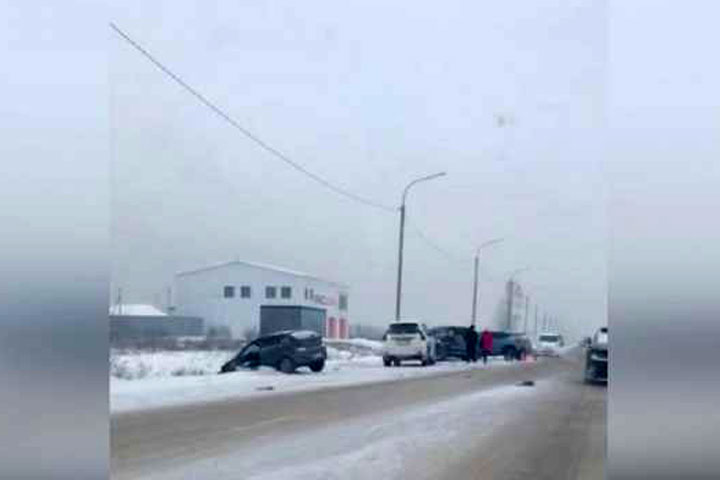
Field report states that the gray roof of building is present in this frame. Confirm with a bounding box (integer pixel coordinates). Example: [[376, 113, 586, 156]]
[[175, 259, 348, 288]]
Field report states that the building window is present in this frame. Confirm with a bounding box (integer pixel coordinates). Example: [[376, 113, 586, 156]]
[[281, 286, 292, 299], [223, 286, 235, 298], [339, 293, 348, 311], [240, 286, 251, 298], [265, 286, 277, 299]]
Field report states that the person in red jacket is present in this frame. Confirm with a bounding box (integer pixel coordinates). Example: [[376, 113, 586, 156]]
[[480, 329, 493, 365]]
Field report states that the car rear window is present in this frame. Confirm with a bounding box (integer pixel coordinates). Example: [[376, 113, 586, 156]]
[[430, 328, 455, 337], [387, 323, 420, 334], [539, 335, 559, 342], [290, 330, 318, 340]]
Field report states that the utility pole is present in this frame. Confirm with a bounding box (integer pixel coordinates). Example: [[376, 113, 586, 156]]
[[395, 201, 406, 322], [395, 172, 446, 322], [471, 254, 479, 327], [506, 279, 514, 331], [116, 288, 123, 316], [534, 303, 538, 338], [471, 238, 503, 327], [166, 286, 173, 314], [523, 295, 529, 334]]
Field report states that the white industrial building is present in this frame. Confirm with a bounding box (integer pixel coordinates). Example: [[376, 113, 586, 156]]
[[173, 259, 350, 339]]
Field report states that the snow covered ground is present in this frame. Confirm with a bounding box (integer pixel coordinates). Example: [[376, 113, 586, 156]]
[[110, 338, 384, 380], [111, 339, 521, 413], [558, 344, 580, 356], [133, 379, 555, 480], [111, 350, 231, 380]]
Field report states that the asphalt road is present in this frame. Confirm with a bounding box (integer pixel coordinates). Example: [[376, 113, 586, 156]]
[[111, 349, 605, 479]]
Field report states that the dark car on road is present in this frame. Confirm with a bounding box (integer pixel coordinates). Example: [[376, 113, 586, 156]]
[[510, 333, 533, 359], [488, 331, 532, 361], [428, 326, 470, 361], [585, 327, 608, 383], [219, 330, 327, 374], [430, 328, 531, 361]]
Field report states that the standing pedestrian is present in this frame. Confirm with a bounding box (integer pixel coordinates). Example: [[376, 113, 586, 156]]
[[480, 328, 493, 365], [465, 325, 478, 363]]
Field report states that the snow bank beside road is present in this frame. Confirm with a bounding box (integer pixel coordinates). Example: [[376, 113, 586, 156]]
[[110, 343, 377, 380], [326, 338, 384, 352], [111, 356, 513, 414], [110, 337, 526, 414], [111, 350, 232, 380]]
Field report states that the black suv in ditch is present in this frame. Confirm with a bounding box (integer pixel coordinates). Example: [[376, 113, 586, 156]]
[[219, 330, 327, 374]]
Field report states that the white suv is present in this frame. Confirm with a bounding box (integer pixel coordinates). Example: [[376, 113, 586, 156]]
[[382, 322, 436, 367]]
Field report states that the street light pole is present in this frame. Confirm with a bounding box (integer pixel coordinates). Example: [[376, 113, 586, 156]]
[[394, 172, 446, 322], [471, 254, 479, 327], [395, 203, 407, 322], [471, 238, 504, 327]]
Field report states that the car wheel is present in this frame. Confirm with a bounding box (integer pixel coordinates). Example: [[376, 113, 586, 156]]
[[383, 357, 392, 367], [278, 357, 296, 374], [504, 348, 516, 361], [309, 359, 325, 373], [393, 358, 401, 367]]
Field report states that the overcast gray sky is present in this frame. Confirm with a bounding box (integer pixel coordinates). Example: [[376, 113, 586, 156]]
[[110, 0, 608, 339]]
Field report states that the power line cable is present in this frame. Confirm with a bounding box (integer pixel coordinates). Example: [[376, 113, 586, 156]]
[[405, 218, 468, 265], [109, 22, 395, 213], [406, 219, 515, 287]]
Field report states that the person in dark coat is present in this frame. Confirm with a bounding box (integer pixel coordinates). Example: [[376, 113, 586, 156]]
[[465, 325, 479, 362], [480, 329, 493, 365]]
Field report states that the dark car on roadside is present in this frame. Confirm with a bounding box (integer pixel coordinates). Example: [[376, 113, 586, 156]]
[[219, 330, 327, 374], [510, 333, 533, 360], [585, 327, 608, 383], [428, 326, 470, 361], [488, 331, 531, 361]]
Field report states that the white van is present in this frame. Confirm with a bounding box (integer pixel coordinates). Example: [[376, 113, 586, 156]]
[[536, 332, 564, 357]]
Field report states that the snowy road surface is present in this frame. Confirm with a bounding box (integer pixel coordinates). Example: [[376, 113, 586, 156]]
[[111, 349, 605, 480]]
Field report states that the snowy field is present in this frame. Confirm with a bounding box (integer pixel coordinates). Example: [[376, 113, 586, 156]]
[[111, 338, 524, 413], [110, 338, 384, 380]]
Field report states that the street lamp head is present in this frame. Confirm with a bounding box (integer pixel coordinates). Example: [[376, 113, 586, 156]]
[[401, 171, 447, 204], [478, 237, 505, 251], [424, 171, 447, 180]]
